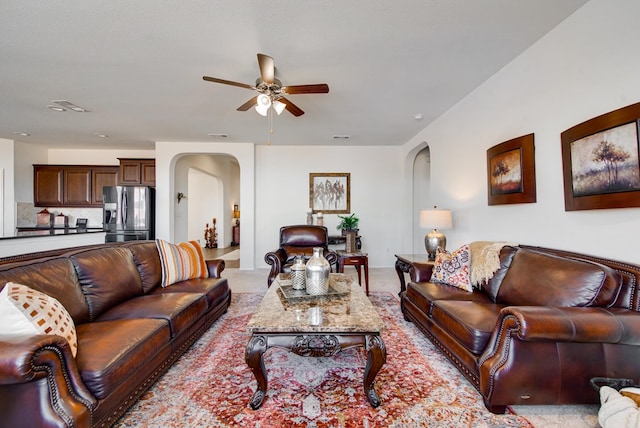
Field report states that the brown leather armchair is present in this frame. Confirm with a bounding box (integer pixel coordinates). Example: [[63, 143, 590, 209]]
[[264, 225, 338, 286]]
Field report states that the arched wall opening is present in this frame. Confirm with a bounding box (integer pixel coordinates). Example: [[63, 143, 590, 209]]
[[412, 145, 431, 254], [155, 142, 254, 268]]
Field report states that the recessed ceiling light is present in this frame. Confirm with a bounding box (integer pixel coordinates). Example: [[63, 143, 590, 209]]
[[208, 133, 229, 138], [414, 113, 424, 121], [14, 132, 30, 137], [332, 135, 351, 140], [47, 105, 66, 112], [93, 133, 108, 138]]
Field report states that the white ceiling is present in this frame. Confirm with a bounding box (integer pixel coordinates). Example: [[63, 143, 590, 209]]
[[0, 0, 588, 149]]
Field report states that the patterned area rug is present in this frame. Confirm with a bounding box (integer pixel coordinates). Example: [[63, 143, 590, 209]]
[[114, 292, 533, 427]]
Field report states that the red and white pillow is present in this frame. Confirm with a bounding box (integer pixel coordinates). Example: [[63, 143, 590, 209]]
[[0, 282, 78, 357], [156, 239, 209, 287], [429, 244, 472, 292]]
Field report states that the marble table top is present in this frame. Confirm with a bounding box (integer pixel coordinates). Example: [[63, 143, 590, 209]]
[[247, 273, 385, 334]]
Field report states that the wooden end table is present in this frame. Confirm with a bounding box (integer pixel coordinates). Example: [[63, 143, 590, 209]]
[[394, 253, 433, 296], [337, 250, 369, 295]]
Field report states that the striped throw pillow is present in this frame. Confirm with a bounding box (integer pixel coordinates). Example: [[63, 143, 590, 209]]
[[156, 239, 209, 287]]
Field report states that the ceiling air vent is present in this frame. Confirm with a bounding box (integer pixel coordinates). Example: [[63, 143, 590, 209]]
[[51, 100, 89, 112]]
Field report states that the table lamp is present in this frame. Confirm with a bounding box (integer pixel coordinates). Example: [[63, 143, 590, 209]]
[[419, 207, 453, 260]]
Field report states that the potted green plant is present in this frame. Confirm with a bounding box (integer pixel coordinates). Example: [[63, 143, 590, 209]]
[[337, 213, 359, 236]]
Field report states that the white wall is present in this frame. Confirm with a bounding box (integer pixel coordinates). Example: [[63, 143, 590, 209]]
[[0, 139, 15, 237], [187, 168, 221, 245], [255, 145, 403, 268], [403, 0, 640, 264]]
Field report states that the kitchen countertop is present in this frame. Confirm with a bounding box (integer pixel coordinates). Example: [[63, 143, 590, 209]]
[[10, 227, 104, 239]]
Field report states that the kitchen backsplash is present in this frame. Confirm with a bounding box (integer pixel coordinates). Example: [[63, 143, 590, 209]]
[[17, 202, 103, 228]]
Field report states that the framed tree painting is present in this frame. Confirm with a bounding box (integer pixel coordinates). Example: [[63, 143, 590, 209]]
[[561, 102, 640, 211], [309, 172, 350, 214], [487, 133, 536, 205]]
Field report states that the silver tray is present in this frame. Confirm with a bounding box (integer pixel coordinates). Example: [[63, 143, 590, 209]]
[[278, 281, 349, 302]]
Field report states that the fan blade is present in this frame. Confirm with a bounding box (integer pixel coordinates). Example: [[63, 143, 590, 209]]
[[203, 76, 254, 90], [280, 97, 305, 116], [283, 84, 329, 94], [237, 96, 258, 111], [257, 53, 275, 84]]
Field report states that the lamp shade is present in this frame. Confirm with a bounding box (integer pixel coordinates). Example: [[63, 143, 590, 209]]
[[419, 209, 452, 230]]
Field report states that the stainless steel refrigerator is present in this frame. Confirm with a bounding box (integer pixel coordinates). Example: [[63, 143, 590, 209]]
[[103, 186, 155, 242]]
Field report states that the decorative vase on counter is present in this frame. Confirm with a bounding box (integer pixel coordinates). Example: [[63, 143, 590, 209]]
[[305, 247, 330, 295], [291, 255, 306, 290]]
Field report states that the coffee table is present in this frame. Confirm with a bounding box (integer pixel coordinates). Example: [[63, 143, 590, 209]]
[[245, 273, 386, 410]]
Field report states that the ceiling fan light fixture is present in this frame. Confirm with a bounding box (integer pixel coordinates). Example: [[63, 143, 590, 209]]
[[273, 100, 286, 115], [255, 94, 271, 116]]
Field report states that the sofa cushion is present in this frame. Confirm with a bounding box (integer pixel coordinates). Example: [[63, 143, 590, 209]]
[[96, 292, 208, 338], [124, 241, 163, 293], [0, 282, 78, 357], [497, 249, 622, 307], [70, 248, 144, 320], [478, 246, 519, 302], [151, 277, 229, 310], [405, 281, 492, 317], [430, 244, 472, 292], [430, 300, 504, 355], [0, 258, 90, 324], [156, 240, 209, 287], [75, 318, 170, 399]]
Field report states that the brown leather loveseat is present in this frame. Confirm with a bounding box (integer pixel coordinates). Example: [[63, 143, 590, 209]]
[[401, 244, 640, 413], [0, 241, 231, 428]]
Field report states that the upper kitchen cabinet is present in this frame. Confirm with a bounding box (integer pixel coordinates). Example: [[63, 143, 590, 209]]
[[91, 166, 120, 205], [34, 165, 119, 207], [118, 158, 155, 186], [34, 165, 64, 206]]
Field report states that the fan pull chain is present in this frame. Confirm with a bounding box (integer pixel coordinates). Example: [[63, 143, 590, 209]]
[[267, 107, 274, 146]]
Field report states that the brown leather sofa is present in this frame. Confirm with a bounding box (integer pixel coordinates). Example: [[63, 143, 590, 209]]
[[264, 225, 338, 286], [0, 241, 231, 428], [400, 244, 640, 413]]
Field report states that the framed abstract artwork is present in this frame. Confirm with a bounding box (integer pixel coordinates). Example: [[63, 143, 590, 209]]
[[561, 102, 640, 211], [309, 172, 350, 214], [487, 133, 536, 205]]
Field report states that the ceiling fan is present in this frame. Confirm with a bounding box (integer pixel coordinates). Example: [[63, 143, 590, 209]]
[[203, 53, 329, 117]]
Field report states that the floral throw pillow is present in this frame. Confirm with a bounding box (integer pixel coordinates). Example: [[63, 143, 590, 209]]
[[429, 244, 472, 292]]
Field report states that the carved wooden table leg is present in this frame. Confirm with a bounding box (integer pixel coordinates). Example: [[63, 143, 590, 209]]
[[245, 335, 268, 410], [245, 333, 386, 409], [363, 334, 386, 407], [395, 257, 411, 297]]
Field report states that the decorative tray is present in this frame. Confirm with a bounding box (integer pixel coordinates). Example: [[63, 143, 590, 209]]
[[278, 274, 351, 303]]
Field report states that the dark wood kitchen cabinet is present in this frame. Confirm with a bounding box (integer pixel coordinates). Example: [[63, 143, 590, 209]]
[[91, 166, 119, 205], [34, 165, 119, 207], [118, 158, 155, 186]]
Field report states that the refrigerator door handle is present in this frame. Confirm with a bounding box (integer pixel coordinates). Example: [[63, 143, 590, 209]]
[[120, 188, 128, 225]]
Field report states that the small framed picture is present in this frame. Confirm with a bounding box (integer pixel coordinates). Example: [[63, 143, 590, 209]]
[[487, 133, 536, 205], [309, 173, 350, 214]]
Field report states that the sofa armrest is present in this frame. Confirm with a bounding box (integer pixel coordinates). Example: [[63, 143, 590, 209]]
[[0, 334, 96, 426], [264, 249, 287, 287], [410, 262, 434, 282], [206, 259, 225, 278], [494, 306, 640, 344]]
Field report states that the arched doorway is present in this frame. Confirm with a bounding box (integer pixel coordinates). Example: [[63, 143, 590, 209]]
[[412, 146, 431, 253], [172, 154, 240, 250]]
